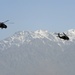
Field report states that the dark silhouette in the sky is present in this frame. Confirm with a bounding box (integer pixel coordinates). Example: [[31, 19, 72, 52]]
[[0, 20, 9, 29], [58, 32, 69, 40]]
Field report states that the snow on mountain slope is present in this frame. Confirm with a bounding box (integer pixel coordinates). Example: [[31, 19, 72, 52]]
[[67, 29, 75, 41], [0, 29, 75, 75], [0, 29, 75, 50]]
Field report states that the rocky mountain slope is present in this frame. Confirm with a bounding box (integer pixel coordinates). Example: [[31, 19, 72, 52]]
[[0, 29, 75, 75]]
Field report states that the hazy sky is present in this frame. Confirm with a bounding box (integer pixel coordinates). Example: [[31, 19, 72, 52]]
[[0, 0, 75, 40]]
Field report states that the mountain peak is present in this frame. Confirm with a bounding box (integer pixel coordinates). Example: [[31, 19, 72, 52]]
[[35, 30, 48, 34], [67, 29, 75, 41], [67, 29, 75, 33], [32, 30, 49, 39]]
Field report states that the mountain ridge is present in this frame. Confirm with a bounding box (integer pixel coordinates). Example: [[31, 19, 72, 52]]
[[0, 29, 75, 75], [0, 29, 75, 50]]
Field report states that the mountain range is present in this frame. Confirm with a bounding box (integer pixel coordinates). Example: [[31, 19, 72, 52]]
[[0, 29, 75, 75]]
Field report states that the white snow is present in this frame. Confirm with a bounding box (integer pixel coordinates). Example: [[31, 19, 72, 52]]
[[0, 29, 75, 50], [32, 30, 49, 39], [67, 29, 75, 41]]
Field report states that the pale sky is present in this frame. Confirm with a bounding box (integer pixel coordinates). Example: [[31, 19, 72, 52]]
[[0, 0, 75, 40]]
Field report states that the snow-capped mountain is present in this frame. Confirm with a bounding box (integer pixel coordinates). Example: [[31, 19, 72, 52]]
[[0, 29, 75, 75]]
